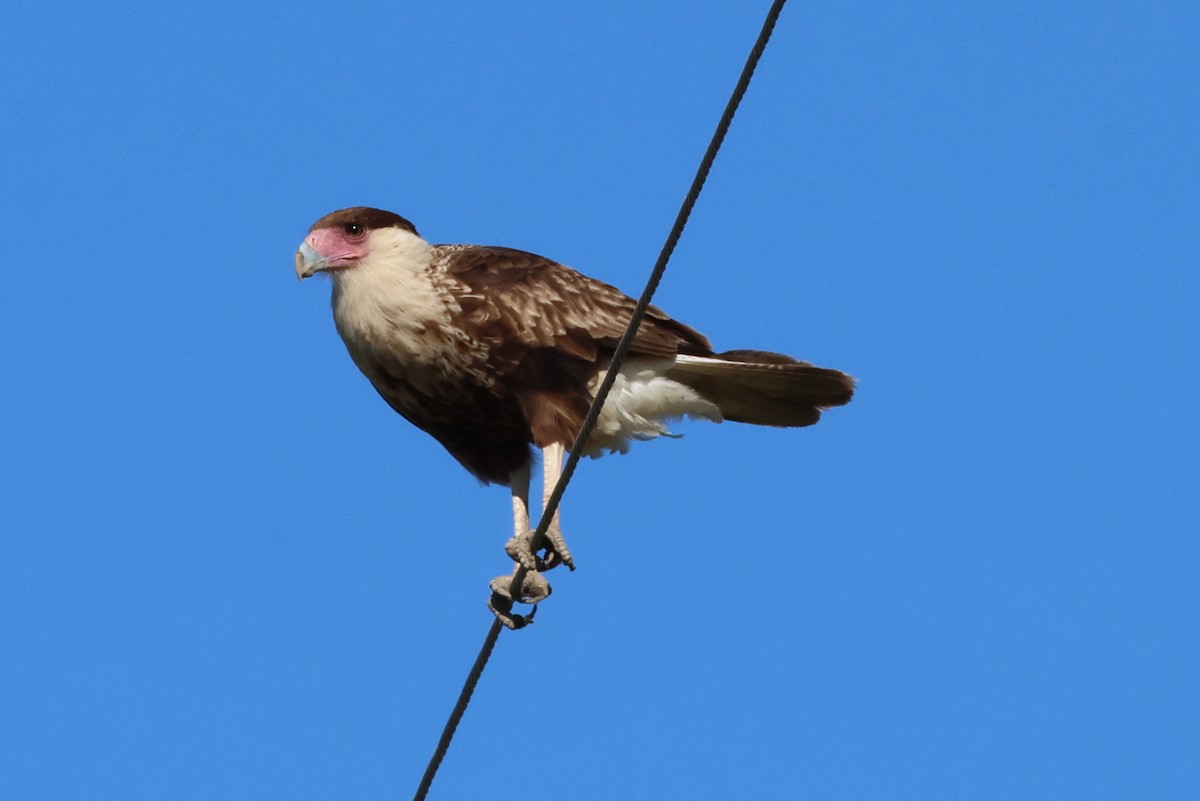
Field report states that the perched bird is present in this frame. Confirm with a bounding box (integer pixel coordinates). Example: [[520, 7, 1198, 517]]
[[295, 207, 853, 571]]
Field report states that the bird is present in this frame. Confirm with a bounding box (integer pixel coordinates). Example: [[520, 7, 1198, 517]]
[[295, 206, 853, 575]]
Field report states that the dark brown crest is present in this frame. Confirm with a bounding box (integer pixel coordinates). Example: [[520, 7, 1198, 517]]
[[308, 207, 419, 236]]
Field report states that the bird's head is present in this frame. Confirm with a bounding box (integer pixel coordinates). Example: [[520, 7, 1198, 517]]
[[294, 207, 424, 281]]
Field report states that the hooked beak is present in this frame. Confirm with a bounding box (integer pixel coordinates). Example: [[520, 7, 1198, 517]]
[[294, 241, 326, 281]]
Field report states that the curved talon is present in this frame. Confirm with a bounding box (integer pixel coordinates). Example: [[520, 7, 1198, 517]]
[[543, 525, 576, 571], [488, 570, 549, 629], [487, 592, 533, 629]]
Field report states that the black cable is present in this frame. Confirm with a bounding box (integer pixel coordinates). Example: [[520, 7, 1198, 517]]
[[537, 0, 790, 545], [411, 619, 502, 801], [412, 3, 789, 798]]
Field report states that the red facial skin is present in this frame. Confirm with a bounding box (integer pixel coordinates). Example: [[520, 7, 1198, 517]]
[[305, 226, 369, 270]]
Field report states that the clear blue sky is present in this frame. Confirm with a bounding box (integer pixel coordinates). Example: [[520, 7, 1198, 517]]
[[2, 2, 1197, 799]]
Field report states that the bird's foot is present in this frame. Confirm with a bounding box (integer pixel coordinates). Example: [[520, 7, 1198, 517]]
[[488, 568, 551, 630], [544, 523, 575, 571], [504, 527, 575, 572], [503, 530, 540, 571]]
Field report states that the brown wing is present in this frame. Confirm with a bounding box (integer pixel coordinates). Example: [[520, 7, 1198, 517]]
[[434, 244, 714, 369]]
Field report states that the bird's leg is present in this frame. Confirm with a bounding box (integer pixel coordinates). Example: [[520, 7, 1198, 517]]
[[511, 462, 531, 546], [502, 443, 575, 572], [503, 463, 539, 570], [539, 442, 575, 570], [494, 461, 551, 627]]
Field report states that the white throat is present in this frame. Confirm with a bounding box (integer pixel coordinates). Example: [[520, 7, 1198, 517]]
[[327, 227, 458, 370]]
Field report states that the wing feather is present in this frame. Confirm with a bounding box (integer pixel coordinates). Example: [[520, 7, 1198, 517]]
[[435, 245, 713, 365]]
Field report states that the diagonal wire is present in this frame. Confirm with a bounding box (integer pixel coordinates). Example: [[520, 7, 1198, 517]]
[[412, 2, 789, 799], [535, 0, 790, 552], [410, 619, 502, 801]]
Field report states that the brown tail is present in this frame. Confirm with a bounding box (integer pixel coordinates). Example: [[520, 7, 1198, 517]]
[[667, 349, 854, 427]]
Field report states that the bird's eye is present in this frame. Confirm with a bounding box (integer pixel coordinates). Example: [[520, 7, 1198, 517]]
[[343, 223, 365, 238]]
